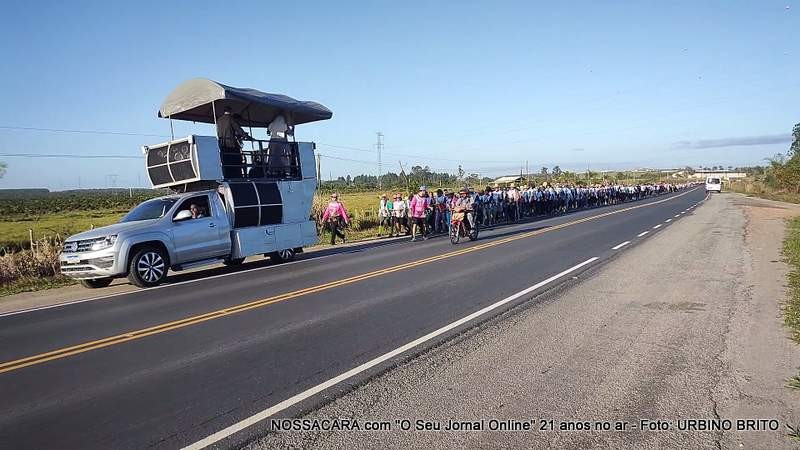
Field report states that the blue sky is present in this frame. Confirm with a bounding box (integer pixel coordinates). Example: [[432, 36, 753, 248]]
[[0, 0, 797, 189]]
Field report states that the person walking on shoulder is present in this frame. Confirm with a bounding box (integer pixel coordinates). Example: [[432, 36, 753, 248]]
[[378, 194, 392, 237], [409, 186, 431, 241], [391, 193, 406, 237], [321, 193, 349, 245]]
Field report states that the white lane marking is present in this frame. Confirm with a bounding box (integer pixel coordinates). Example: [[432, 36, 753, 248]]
[[183, 257, 600, 449], [612, 241, 630, 250], [665, 219, 672, 223], [637, 231, 649, 237], [653, 224, 662, 229]]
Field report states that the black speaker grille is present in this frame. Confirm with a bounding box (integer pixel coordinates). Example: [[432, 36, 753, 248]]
[[170, 160, 196, 182], [260, 205, 282, 225], [148, 165, 172, 186]]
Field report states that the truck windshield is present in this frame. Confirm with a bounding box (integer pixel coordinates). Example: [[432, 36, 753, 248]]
[[120, 198, 179, 222]]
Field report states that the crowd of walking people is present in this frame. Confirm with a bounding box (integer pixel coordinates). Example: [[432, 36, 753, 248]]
[[322, 182, 692, 245]]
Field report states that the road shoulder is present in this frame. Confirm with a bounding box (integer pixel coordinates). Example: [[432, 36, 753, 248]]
[[248, 193, 800, 450]]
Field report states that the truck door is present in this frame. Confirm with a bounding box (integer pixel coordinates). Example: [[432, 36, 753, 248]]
[[171, 194, 227, 263]]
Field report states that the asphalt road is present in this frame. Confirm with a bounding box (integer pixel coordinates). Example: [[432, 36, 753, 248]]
[[0, 187, 706, 449]]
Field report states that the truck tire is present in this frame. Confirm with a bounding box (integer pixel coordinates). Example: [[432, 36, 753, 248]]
[[127, 246, 168, 288], [223, 257, 245, 266], [270, 248, 295, 264], [80, 278, 113, 289]]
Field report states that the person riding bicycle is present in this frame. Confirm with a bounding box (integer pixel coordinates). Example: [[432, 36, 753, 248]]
[[452, 188, 475, 231]]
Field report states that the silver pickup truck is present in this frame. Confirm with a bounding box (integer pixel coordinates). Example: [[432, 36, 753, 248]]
[[60, 182, 317, 288]]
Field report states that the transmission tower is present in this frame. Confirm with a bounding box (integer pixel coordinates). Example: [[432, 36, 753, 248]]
[[376, 132, 384, 190]]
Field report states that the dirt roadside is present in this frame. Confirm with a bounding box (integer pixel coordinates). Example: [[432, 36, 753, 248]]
[[249, 193, 800, 450]]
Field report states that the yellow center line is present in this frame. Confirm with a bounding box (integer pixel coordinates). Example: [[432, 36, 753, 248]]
[[0, 188, 699, 374]]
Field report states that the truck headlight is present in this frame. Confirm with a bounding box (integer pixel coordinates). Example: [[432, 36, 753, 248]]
[[90, 235, 117, 251]]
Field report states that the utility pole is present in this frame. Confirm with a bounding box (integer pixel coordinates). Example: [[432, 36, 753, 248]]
[[399, 160, 409, 193], [315, 153, 322, 188], [376, 132, 384, 190]]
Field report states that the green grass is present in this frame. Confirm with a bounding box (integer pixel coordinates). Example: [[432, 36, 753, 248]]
[[783, 217, 800, 343], [728, 180, 800, 205], [0, 276, 77, 297], [0, 210, 125, 250]]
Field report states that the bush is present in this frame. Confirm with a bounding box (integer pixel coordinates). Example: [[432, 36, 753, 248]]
[[0, 237, 65, 287]]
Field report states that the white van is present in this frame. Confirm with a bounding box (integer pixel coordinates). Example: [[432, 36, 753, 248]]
[[705, 177, 722, 193]]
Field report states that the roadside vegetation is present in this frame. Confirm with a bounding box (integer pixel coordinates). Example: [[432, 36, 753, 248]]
[[783, 216, 800, 343], [728, 123, 800, 204]]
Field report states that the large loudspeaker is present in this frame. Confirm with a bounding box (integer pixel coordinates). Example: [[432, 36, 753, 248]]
[[228, 181, 283, 228], [144, 136, 223, 188], [146, 139, 196, 186]]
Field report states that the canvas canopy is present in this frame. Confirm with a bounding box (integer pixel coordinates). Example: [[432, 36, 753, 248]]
[[158, 78, 333, 127]]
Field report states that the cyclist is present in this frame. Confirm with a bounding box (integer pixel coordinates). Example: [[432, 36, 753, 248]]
[[453, 188, 475, 231]]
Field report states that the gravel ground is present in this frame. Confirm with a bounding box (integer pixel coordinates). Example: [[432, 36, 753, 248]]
[[246, 193, 800, 450]]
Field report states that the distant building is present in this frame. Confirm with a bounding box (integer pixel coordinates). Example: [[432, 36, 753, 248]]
[[492, 175, 526, 187], [689, 169, 746, 180]]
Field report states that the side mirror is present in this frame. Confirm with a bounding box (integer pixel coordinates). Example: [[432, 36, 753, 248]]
[[173, 210, 193, 222]]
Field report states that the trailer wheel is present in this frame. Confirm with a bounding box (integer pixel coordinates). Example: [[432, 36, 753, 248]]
[[223, 257, 245, 266], [270, 249, 295, 264], [127, 246, 168, 288], [80, 278, 113, 289]]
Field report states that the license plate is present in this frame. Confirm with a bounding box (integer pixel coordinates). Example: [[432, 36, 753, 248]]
[[66, 256, 81, 264]]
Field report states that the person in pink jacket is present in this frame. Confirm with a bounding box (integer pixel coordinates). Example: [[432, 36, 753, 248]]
[[409, 186, 431, 241], [321, 193, 349, 245]]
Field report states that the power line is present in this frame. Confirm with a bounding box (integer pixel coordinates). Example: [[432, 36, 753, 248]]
[[0, 152, 141, 159], [0, 123, 516, 164], [317, 153, 375, 165], [316, 142, 517, 164], [0, 125, 169, 138]]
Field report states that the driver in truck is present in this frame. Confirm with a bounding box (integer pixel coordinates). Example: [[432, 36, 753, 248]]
[[189, 203, 204, 219]]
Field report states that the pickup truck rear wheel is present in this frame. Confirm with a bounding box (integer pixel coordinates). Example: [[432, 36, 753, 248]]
[[128, 246, 168, 288], [269, 248, 295, 264], [80, 277, 113, 289]]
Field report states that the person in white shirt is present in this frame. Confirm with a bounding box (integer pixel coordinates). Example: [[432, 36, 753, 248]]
[[391, 193, 407, 237]]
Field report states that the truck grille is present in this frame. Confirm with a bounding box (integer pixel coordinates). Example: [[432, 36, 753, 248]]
[[63, 238, 103, 253]]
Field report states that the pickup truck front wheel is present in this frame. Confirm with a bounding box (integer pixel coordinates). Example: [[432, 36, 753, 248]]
[[269, 249, 295, 264], [128, 246, 168, 288], [80, 278, 113, 289]]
